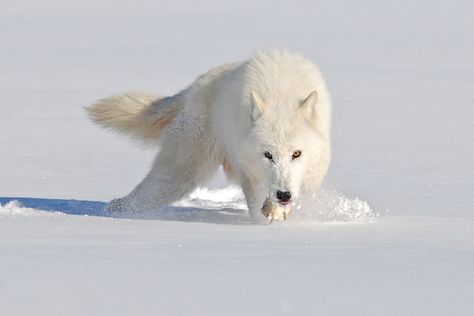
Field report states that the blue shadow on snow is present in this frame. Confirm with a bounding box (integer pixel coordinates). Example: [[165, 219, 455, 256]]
[[0, 197, 109, 217], [0, 197, 253, 224]]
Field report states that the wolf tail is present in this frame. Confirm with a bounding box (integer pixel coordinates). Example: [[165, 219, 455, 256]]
[[85, 92, 184, 141]]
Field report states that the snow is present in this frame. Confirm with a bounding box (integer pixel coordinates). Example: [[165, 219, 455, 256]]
[[1, 0, 474, 315], [1, 200, 473, 315]]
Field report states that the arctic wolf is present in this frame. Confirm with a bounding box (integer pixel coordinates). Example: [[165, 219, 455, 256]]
[[87, 50, 331, 221]]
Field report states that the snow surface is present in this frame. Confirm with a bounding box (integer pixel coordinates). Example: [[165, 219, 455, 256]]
[[1, 0, 473, 315]]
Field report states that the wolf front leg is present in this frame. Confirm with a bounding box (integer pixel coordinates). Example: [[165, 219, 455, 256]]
[[240, 174, 266, 221]]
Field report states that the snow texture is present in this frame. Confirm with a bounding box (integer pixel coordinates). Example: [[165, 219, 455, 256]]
[[1, 0, 473, 315]]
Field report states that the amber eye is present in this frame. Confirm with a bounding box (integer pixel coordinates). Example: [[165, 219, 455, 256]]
[[292, 150, 302, 159], [264, 151, 273, 160]]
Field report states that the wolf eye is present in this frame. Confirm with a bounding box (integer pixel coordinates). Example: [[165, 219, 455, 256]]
[[264, 151, 273, 161], [292, 150, 302, 159]]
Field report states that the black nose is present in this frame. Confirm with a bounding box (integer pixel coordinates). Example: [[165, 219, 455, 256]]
[[276, 190, 292, 202]]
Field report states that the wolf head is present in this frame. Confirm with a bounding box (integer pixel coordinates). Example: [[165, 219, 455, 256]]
[[240, 90, 331, 207]]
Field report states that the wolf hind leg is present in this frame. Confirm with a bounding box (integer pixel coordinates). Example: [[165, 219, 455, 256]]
[[106, 169, 196, 213], [107, 173, 194, 213], [107, 129, 219, 212]]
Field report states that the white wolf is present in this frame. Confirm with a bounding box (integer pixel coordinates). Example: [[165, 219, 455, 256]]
[[86, 50, 331, 221]]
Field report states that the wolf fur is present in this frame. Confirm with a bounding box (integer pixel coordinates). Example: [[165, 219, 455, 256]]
[[86, 50, 331, 221]]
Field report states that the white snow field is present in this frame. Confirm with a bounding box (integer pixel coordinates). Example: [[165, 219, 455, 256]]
[[1, 0, 473, 315]]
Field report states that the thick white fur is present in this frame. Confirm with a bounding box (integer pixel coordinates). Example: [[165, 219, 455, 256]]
[[87, 50, 331, 220], [86, 92, 184, 141]]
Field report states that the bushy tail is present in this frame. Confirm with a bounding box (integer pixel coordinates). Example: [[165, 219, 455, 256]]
[[85, 92, 183, 141]]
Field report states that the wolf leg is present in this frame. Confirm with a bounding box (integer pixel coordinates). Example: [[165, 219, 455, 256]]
[[107, 123, 218, 212], [240, 175, 265, 220], [109, 166, 196, 213]]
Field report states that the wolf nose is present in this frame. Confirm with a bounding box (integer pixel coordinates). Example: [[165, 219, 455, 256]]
[[276, 190, 292, 202]]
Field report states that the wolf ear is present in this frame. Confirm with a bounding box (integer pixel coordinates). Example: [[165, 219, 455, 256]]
[[250, 91, 266, 122], [299, 90, 318, 122]]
